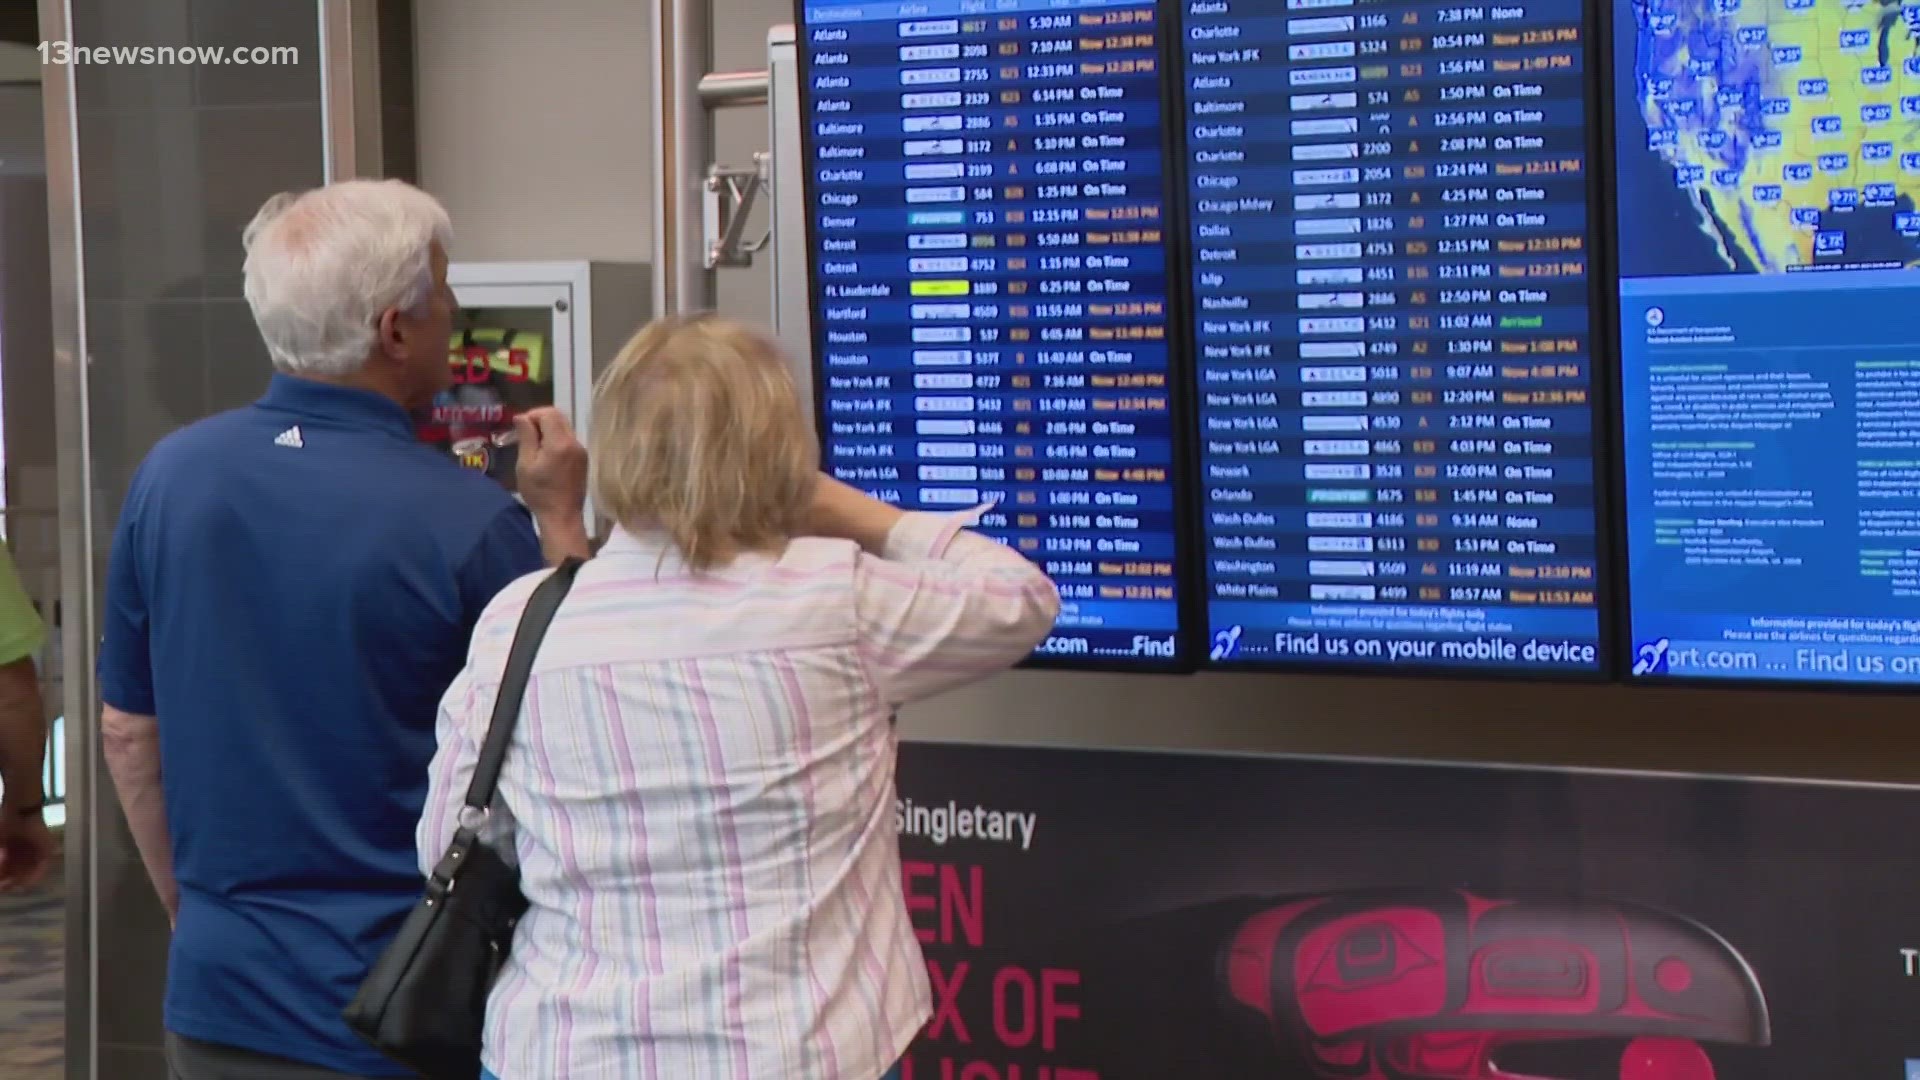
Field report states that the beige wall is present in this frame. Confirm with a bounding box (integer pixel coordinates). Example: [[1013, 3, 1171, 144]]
[[413, 0, 653, 261], [412, 1, 1917, 785]]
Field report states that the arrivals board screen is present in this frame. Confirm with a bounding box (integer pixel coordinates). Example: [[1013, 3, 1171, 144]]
[[1612, 0, 1920, 686], [1181, 0, 1613, 674], [796, 0, 1192, 669]]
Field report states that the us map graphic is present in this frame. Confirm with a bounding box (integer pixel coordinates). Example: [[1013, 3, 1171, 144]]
[[1632, 0, 1920, 271]]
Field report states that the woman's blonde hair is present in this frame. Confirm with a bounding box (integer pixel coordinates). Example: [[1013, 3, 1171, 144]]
[[589, 314, 817, 570]]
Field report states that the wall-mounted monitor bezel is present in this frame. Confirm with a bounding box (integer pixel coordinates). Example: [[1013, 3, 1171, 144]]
[[1600, 0, 1920, 695], [789, 0, 1205, 674], [1180, 0, 1624, 682]]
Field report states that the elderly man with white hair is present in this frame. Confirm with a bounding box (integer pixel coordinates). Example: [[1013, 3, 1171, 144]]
[[97, 179, 591, 1080]]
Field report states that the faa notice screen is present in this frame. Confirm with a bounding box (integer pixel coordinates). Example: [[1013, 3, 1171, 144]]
[[1184, 0, 1611, 674], [800, 0, 1189, 667], [1615, 0, 1920, 685]]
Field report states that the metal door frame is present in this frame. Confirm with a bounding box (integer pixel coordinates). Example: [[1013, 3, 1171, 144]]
[[35, 1, 97, 1075]]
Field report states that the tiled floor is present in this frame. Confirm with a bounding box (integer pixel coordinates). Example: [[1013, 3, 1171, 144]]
[[0, 851, 64, 1079]]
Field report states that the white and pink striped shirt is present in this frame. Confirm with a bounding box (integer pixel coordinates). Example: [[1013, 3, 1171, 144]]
[[418, 508, 1060, 1080]]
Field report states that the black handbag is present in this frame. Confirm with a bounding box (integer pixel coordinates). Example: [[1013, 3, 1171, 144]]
[[344, 557, 584, 1080]]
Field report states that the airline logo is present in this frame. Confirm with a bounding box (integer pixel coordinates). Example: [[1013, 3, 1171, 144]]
[[273, 426, 304, 449]]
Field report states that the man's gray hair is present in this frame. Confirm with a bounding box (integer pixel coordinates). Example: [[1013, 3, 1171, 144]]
[[241, 180, 454, 377]]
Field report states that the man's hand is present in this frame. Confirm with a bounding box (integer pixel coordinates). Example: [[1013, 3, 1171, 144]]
[[514, 407, 589, 519], [0, 810, 53, 892]]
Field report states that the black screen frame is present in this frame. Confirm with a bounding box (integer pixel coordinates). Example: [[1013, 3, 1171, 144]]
[[1181, 0, 1625, 682], [789, 0, 1204, 675], [1597, 0, 1920, 696]]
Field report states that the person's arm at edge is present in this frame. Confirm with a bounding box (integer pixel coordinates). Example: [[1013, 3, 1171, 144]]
[[96, 493, 177, 922], [0, 657, 47, 815], [101, 705, 176, 920], [0, 544, 48, 830], [0, 653, 51, 890]]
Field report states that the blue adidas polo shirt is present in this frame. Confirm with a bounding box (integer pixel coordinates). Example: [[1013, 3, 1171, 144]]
[[99, 374, 547, 1075]]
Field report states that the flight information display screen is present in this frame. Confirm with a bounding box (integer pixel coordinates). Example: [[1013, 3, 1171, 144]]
[[797, 0, 1190, 668], [1181, 0, 1611, 673], [1612, 0, 1920, 685]]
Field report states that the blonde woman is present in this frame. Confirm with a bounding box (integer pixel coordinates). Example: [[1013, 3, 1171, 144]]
[[418, 315, 1061, 1080]]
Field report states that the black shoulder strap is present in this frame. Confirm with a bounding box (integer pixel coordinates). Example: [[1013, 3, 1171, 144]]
[[462, 557, 584, 811]]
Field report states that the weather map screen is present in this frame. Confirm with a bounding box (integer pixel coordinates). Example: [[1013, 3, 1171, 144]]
[[1614, 0, 1920, 684], [1183, 0, 1613, 675], [796, 0, 1190, 669]]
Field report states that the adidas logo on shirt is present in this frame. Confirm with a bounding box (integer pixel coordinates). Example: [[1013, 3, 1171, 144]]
[[273, 426, 304, 449]]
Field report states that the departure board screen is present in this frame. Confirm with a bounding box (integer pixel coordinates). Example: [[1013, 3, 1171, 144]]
[[1182, 0, 1611, 673], [797, 0, 1190, 668], [1611, 0, 1920, 686]]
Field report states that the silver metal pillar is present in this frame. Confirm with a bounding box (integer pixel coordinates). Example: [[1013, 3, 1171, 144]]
[[36, 0, 97, 1075], [650, 0, 713, 316], [318, 0, 354, 180], [766, 25, 811, 391], [319, 0, 409, 182]]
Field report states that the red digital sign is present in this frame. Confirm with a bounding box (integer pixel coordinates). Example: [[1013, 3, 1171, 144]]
[[448, 345, 533, 384]]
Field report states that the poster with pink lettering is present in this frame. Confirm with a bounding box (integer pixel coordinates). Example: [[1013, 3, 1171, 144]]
[[892, 742, 1920, 1080]]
